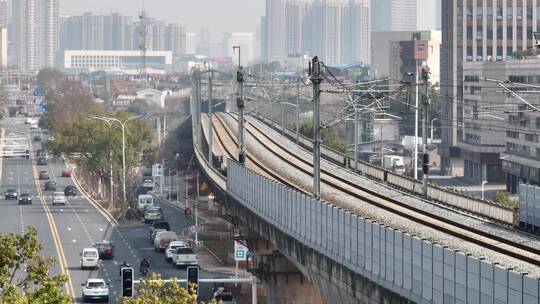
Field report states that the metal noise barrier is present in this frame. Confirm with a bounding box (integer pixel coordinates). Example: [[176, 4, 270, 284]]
[[226, 160, 540, 304]]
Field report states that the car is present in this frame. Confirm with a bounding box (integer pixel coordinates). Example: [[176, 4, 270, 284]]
[[149, 228, 167, 244], [61, 169, 72, 177], [33, 135, 41, 141], [52, 192, 66, 206], [172, 246, 198, 268], [44, 181, 57, 191], [5, 188, 18, 200], [213, 287, 237, 304], [80, 247, 100, 270], [81, 278, 109, 302], [64, 185, 77, 197], [165, 240, 187, 262], [150, 220, 170, 234], [153, 231, 178, 252], [18, 192, 32, 205], [38, 170, 50, 180], [144, 207, 163, 223], [94, 241, 114, 259], [166, 190, 178, 200], [37, 156, 48, 165]]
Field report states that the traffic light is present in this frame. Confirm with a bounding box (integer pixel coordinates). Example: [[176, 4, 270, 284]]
[[121, 267, 134, 298], [186, 266, 199, 296]]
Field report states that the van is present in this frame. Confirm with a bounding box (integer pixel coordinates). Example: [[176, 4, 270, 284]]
[[80, 247, 100, 270], [137, 194, 154, 212]]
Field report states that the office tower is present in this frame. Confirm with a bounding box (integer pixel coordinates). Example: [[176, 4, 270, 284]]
[[342, 0, 371, 64], [196, 27, 211, 56], [286, 0, 306, 56], [439, 0, 539, 175], [185, 32, 195, 54], [223, 32, 254, 67], [11, 0, 58, 71], [104, 13, 131, 50], [81, 13, 104, 50], [0, 1, 7, 28], [151, 20, 167, 51]]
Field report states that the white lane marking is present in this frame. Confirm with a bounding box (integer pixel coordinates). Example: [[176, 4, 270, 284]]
[[67, 227, 71, 231], [72, 239, 77, 243], [19, 204, 25, 233], [98, 228, 103, 232]]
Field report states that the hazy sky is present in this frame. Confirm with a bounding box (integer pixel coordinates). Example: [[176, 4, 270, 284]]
[[59, 0, 265, 40]]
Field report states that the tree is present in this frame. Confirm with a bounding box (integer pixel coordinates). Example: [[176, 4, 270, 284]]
[[0, 226, 71, 304], [492, 191, 517, 208], [298, 119, 348, 153], [121, 273, 207, 304]]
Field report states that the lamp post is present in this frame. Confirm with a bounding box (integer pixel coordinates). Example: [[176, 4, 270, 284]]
[[233, 45, 246, 165], [91, 114, 145, 207]]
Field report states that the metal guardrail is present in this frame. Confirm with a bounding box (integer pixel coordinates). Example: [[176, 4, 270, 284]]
[[252, 113, 515, 225], [226, 160, 539, 304]]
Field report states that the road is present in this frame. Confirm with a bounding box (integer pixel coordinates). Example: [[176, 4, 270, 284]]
[[0, 116, 231, 303]]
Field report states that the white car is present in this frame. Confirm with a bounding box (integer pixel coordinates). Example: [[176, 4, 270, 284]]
[[81, 278, 109, 302], [52, 192, 66, 206], [144, 207, 163, 223], [80, 248, 100, 270], [165, 241, 187, 263], [173, 247, 198, 268]]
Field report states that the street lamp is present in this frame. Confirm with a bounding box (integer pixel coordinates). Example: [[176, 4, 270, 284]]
[[90, 114, 145, 207]]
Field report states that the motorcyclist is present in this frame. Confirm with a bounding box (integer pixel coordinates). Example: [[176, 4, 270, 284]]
[[140, 258, 150, 274]]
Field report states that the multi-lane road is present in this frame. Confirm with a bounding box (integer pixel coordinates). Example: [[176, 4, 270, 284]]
[[0, 117, 228, 303]]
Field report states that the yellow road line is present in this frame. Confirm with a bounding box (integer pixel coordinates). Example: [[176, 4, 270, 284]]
[[28, 136, 75, 300]]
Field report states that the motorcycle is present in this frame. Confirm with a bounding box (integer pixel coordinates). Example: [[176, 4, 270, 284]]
[[139, 265, 149, 276]]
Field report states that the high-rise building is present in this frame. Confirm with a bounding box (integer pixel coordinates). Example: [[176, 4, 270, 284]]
[[439, 0, 540, 175], [196, 27, 211, 56], [342, 0, 370, 64], [0, 28, 7, 68], [11, 0, 58, 71], [167, 23, 186, 55], [151, 20, 166, 51], [104, 13, 131, 50], [0, 1, 7, 28], [264, 0, 286, 62], [285, 0, 306, 56], [372, 0, 417, 31], [223, 32, 254, 67], [81, 13, 104, 50], [185, 32, 195, 54]]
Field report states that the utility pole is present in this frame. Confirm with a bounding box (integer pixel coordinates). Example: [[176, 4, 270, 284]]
[[196, 70, 203, 150], [157, 115, 161, 146], [296, 78, 300, 144], [208, 69, 214, 166], [354, 111, 358, 171], [421, 67, 430, 198], [310, 56, 323, 199], [414, 64, 419, 179], [234, 46, 246, 165]]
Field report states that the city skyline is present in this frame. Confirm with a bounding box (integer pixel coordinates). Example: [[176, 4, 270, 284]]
[[58, 0, 265, 39]]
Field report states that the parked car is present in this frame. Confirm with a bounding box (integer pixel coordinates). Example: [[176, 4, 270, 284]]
[[154, 231, 178, 252], [5, 188, 18, 200], [80, 248, 100, 270], [149, 221, 170, 239], [165, 240, 187, 263], [64, 185, 77, 197], [33, 135, 41, 141], [173, 247, 198, 268], [81, 278, 109, 303], [144, 207, 163, 223], [18, 192, 32, 205], [44, 181, 57, 191], [94, 241, 114, 259], [52, 192, 66, 206], [61, 169, 72, 177], [213, 287, 237, 304], [38, 170, 50, 180]]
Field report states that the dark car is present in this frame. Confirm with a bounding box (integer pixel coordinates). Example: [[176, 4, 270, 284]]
[[94, 241, 114, 259], [149, 221, 170, 235], [166, 190, 178, 200], [44, 181, 57, 191], [39, 170, 50, 180], [5, 188, 18, 200], [64, 185, 77, 197], [33, 135, 41, 142], [37, 156, 48, 165], [18, 192, 32, 205]]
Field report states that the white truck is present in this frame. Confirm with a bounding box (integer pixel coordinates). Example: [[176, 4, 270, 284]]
[[172, 247, 198, 269], [137, 194, 154, 213], [383, 155, 406, 175]]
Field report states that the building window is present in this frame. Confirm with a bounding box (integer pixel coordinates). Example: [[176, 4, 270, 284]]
[[528, 6, 534, 19], [477, 6, 483, 19], [507, 26, 513, 39], [417, 43, 425, 52], [497, 27, 503, 39], [517, 26, 523, 40], [517, 7, 523, 20], [467, 6, 473, 20], [487, 6, 494, 19], [507, 6, 513, 20], [507, 130, 519, 139], [497, 6, 503, 20], [525, 133, 539, 142]]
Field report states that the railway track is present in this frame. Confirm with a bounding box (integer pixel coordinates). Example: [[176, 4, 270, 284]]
[[213, 112, 540, 267]]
